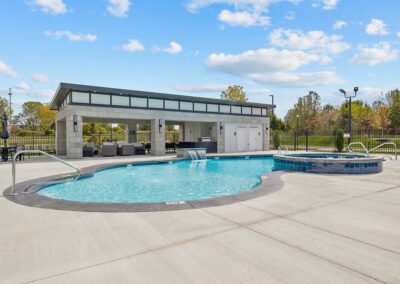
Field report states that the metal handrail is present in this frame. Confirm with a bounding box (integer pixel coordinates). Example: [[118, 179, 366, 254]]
[[347, 142, 369, 155], [11, 150, 81, 195], [277, 145, 288, 154], [347, 141, 398, 160], [369, 142, 397, 160]]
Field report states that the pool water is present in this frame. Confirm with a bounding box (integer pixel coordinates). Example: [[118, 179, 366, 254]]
[[38, 156, 274, 203]]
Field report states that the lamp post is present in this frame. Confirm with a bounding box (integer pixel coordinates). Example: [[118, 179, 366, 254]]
[[8, 88, 12, 122], [339, 87, 358, 144], [269, 94, 274, 117], [296, 114, 299, 151]]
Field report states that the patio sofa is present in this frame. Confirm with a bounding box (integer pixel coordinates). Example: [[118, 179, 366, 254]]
[[102, 142, 118, 157], [118, 143, 135, 156]]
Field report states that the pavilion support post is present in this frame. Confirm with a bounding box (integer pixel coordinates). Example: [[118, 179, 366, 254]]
[[126, 123, 137, 143], [56, 120, 66, 156], [150, 118, 165, 156], [66, 114, 83, 159], [216, 121, 225, 153]]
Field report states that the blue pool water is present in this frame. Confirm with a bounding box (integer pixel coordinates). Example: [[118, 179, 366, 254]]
[[38, 156, 274, 203]]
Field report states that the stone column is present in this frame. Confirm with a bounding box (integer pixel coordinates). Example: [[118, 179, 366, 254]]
[[263, 118, 270, 151], [66, 114, 83, 159], [216, 121, 225, 153], [125, 123, 137, 143], [150, 118, 165, 156], [56, 120, 66, 156]]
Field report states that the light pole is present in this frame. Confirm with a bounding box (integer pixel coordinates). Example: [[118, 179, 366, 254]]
[[339, 87, 358, 144], [296, 114, 299, 151], [269, 94, 274, 117], [8, 88, 12, 122]]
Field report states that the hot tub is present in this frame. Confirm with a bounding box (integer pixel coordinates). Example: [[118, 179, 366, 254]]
[[273, 153, 384, 174]]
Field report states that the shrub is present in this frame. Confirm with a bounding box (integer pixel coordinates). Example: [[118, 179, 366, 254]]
[[335, 129, 344, 152], [272, 131, 280, 150]]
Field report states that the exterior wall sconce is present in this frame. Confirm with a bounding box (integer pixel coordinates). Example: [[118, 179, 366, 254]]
[[219, 122, 224, 134], [73, 115, 78, 132], [159, 119, 164, 133]]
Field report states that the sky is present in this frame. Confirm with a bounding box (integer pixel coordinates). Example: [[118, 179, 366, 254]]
[[0, 0, 399, 118]]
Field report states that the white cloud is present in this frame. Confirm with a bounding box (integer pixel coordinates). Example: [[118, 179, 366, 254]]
[[31, 0, 67, 15], [333, 20, 347, 30], [250, 71, 344, 87], [154, 41, 183, 54], [359, 87, 386, 98], [322, 0, 339, 10], [0, 61, 17, 78], [31, 73, 50, 83], [44, 31, 97, 42], [121, 39, 145, 52], [186, 0, 300, 13], [185, 0, 299, 28], [206, 48, 344, 87], [15, 82, 30, 91], [32, 89, 54, 97], [175, 83, 228, 92], [284, 11, 295, 21], [365, 19, 388, 35], [350, 42, 398, 66], [269, 28, 350, 54], [107, 0, 131, 17], [218, 9, 270, 27], [396, 31, 400, 38]]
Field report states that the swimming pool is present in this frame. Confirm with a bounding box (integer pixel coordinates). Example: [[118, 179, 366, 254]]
[[37, 156, 274, 204]]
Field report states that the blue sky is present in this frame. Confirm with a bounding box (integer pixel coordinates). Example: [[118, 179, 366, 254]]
[[0, 0, 399, 117]]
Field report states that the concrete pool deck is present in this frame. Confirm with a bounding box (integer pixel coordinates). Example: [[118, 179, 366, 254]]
[[1, 152, 400, 283]]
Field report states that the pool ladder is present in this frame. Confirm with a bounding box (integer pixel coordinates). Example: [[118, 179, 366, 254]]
[[277, 145, 288, 155], [10, 150, 81, 195], [347, 142, 397, 160]]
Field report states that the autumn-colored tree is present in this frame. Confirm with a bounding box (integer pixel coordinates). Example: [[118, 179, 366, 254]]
[[221, 85, 248, 102], [37, 104, 56, 134], [285, 91, 321, 133], [14, 101, 42, 131]]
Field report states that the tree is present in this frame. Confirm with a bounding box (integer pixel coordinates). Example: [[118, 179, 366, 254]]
[[285, 91, 321, 132], [335, 129, 344, 152], [15, 101, 42, 131], [270, 113, 287, 131], [37, 104, 56, 134], [0, 97, 8, 116], [272, 131, 280, 150], [339, 100, 374, 132], [221, 85, 248, 102], [386, 89, 400, 131], [372, 99, 389, 131]]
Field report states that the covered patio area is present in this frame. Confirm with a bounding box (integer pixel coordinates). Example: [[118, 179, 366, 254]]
[[51, 83, 273, 159]]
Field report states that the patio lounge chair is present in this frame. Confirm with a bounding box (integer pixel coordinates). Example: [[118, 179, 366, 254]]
[[118, 143, 135, 156], [133, 143, 146, 155], [102, 142, 117, 157], [83, 143, 95, 157]]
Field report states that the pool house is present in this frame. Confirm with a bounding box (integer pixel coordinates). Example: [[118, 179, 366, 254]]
[[50, 83, 274, 159]]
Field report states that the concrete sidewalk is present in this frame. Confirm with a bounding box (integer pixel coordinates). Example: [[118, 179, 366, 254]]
[[1, 153, 399, 283]]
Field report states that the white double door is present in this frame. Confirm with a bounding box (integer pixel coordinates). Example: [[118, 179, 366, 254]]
[[225, 124, 262, 152]]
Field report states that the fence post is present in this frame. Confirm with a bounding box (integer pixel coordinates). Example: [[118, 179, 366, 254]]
[[306, 130, 309, 152]]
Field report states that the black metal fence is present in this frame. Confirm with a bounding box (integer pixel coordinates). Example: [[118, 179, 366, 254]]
[[0, 134, 56, 154], [271, 130, 400, 155]]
